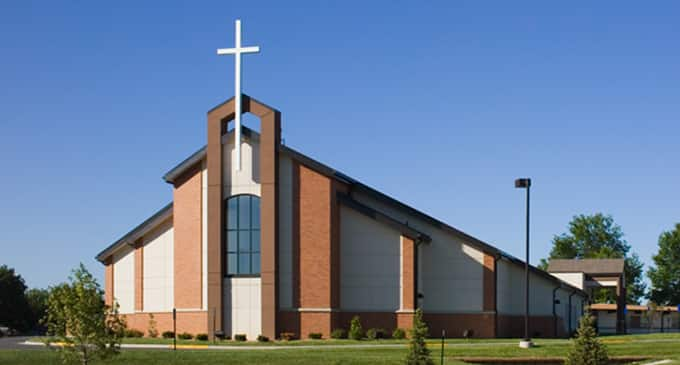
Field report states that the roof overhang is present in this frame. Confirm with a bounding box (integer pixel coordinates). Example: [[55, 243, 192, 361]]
[[95, 203, 173, 263], [337, 193, 431, 244]]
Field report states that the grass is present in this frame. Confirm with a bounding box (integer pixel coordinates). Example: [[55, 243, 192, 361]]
[[6, 333, 679, 365]]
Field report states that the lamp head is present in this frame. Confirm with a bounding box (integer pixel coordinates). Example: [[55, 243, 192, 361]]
[[515, 178, 531, 188]]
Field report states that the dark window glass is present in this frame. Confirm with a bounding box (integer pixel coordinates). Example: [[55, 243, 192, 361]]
[[238, 230, 250, 251], [238, 253, 251, 274], [227, 231, 238, 252], [238, 196, 251, 229], [227, 198, 238, 230], [227, 253, 237, 275], [251, 254, 260, 275], [251, 231, 260, 252], [251, 199, 260, 229], [224, 194, 261, 276]]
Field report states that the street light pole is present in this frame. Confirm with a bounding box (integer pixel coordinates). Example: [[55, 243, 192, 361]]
[[515, 178, 533, 349]]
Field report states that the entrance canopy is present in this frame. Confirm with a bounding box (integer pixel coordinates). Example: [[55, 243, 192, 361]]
[[547, 259, 627, 334]]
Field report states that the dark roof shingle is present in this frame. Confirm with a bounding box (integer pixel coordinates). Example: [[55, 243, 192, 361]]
[[547, 259, 625, 275]]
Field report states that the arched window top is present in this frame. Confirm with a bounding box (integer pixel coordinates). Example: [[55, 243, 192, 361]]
[[225, 194, 260, 276]]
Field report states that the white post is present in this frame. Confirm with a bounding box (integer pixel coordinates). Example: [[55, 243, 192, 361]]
[[234, 20, 242, 171]]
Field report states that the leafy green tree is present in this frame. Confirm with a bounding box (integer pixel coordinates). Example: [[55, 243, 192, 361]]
[[0, 265, 31, 331], [44, 264, 126, 365], [405, 309, 433, 365], [564, 310, 608, 365], [647, 223, 680, 305], [539, 213, 646, 303], [26, 288, 49, 332]]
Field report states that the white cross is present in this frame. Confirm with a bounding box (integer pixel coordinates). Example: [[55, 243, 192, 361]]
[[217, 19, 260, 171]]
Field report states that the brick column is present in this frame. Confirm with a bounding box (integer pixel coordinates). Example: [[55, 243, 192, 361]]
[[105, 258, 114, 306], [397, 236, 416, 330], [483, 253, 497, 337], [260, 107, 280, 339], [206, 100, 231, 338], [297, 166, 345, 338], [134, 241, 144, 312], [173, 165, 204, 310]]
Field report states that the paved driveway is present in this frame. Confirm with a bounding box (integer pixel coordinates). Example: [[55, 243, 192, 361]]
[[0, 336, 41, 350]]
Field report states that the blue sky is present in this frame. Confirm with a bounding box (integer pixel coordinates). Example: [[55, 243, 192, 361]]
[[1, 1, 679, 290]]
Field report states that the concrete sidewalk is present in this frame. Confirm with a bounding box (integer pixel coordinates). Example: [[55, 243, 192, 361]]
[[22, 340, 526, 351]]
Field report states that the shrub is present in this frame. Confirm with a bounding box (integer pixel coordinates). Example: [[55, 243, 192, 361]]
[[195, 333, 209, 341], [366, 328, 386, 340], [147, 314, 158, 338], [177, 332, 193, 340], [124, 329, 144, 338], [565, 310, 608, 365], [405, 308, 433, 365], [280, 332, 296, 341], [161, 331, 175, 339], [308, 332, 323, 340], [257, 335, 269, 342], [349, 316, 363, 340], [392, 328, 406, 340], [330, 328, 347, 339], [234, 334, 247, 341]]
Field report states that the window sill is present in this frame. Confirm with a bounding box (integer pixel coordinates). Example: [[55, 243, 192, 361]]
[[225, 274, 261, 278]]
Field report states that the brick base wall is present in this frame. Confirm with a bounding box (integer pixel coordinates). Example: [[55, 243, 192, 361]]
[[278, 311, 567, 339], [423, 313, 496, 338], [121, 311, 208, 336], [496, 314, 566, 338]]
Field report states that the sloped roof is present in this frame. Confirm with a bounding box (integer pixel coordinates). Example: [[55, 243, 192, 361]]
[[95, 203, 173, 262], [156, 125, 585, 295], [547, 259, 625, 275]]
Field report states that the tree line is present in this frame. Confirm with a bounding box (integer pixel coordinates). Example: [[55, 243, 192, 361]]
[[0, 265, 48, 333], [539, 213, 680, 306]]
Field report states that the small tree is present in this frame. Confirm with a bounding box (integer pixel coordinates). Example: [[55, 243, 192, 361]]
[[644, 302, 658, 332], [349, 315, 363, 340], [44, 264, 126, 365], [147, 313, 158, 338], [565, 310, 608, 365], [405, 309, 433, 365]]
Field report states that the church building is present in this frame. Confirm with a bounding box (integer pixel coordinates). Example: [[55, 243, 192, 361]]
[[96, 95, 587, 340]]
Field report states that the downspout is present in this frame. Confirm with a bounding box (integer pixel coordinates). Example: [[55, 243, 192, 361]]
[[568, 290, 577, 335], [552, 286, 560, 338]]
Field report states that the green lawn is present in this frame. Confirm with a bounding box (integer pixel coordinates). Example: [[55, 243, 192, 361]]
[[5, 333, 679, 365]]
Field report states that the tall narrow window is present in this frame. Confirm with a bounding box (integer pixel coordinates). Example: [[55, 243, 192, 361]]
[[225, 195, 261, 276]]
